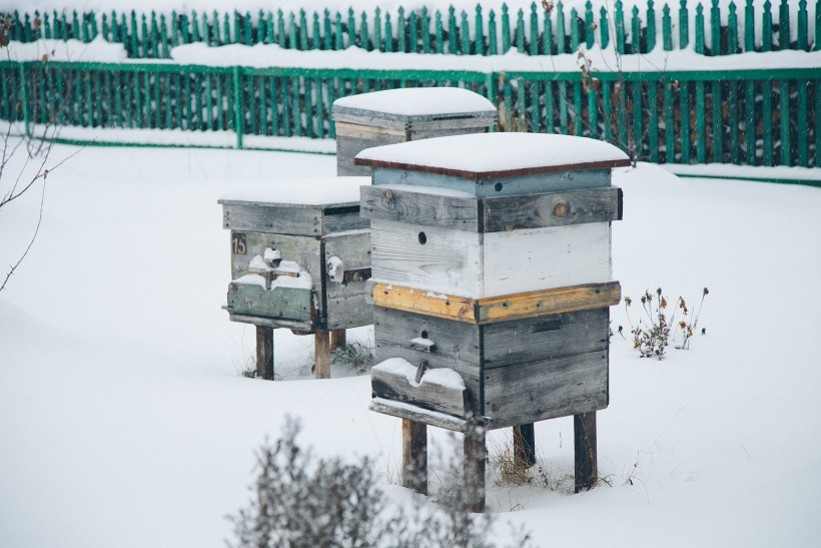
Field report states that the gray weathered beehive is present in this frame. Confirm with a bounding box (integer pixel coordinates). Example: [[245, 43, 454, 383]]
[[332, 87, 497, 176], [219, 177, 372, 377], [356, 132, 631, 506]]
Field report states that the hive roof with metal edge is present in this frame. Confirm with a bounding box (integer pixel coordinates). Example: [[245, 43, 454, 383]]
[[332, 87, 497, 123], [355, 133, 631, 181]]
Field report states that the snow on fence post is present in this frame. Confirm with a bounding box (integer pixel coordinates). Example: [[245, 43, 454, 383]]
[[357, 132, 631, 510]]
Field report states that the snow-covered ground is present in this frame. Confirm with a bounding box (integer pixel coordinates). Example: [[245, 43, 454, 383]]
[[1, 139, 820, 547]]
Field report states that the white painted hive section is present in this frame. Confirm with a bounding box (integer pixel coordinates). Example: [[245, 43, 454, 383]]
[[369, 219, 612, 298]]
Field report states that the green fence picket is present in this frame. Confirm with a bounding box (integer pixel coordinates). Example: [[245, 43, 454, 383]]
[[744, 80, 756, 164], [797, 80, 808, 166], [712, 81, 722, 161], [779, 80, 790, 164], [664, 81, 674, 162], [680, 81, 691, 163], [728, 81, 739, 163], [680, 0, 689, 49]]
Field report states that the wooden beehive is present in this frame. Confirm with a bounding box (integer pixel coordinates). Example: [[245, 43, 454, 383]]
[[219, 177, 372, 333], [332, 87, 497, 176], [356, 133, 631, 431]]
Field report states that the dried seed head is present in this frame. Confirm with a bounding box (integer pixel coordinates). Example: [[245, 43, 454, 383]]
[[625, 297, 632, 306], [703, 287, 710, 296]]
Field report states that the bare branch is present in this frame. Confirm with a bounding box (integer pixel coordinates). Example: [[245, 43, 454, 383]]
[[1, 170, 46, 293]]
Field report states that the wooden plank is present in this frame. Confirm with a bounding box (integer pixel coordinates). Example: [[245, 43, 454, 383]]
[[361, 185, 481, 232], [332, 113, 409, 131], [574, 412, 597, 492], [314, 330, 331, 379], [230, 232, 323, 298], [483, 350, 609, 429], [481, 187, 622, 231], [373, 306, 482, 415], [227, 283, 314, 322], [369, 398, 469, 432], [256, 325, 275, 380], [362, 186, 622, 233], [222, 203, 322, 235], [321, 207, 369, 234], [482, 308, 610, 369], [513, 423, 536, 468], [371, 167, 613, 198], [408, 125, 492, 140], [371, 361, 468, 417], [482, 223, 612, 297], [335, 121, 407, 140], [330, 329, 347, 350], [324, 293, 374, 330], [370, 219, 483, 297], [402, 419, 428, 495], [226, 312, 313, 333], [464, 422, 486, 513], [478, 282, 620, 324], [372, 282, 620, 324]]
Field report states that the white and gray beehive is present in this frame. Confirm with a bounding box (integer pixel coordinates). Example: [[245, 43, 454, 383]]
[[219, 177, 372, 333], [355, 132, 631, 431], [332, 87, 497, 176]]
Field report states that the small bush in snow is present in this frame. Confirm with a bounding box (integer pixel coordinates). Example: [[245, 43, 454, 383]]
[[620, 287, 709, 360], [227, 417, 534, 548]]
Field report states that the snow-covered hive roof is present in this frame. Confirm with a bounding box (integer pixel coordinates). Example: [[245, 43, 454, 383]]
[[354, 133, 631, 180], [333, 87, 496, 122], [218, 176, 370, 208]]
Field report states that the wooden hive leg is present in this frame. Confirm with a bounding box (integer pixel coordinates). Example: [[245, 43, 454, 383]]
[[256, 326, 274, 380], [513, 423, 536, 469], [464, 422, 486, 513], [574, 412, 597, 493], [330, 329, 347, 350], [314, 330, 331, 379], [402, 419, 428, 495]]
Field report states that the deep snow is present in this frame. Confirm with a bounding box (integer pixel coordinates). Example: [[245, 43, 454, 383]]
[[1, 140, 820, 547]]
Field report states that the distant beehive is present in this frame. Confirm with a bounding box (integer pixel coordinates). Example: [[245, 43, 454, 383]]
[[218, 177, 372, 378], [356, 132, 630, 508], [332, 87, 497, 176]]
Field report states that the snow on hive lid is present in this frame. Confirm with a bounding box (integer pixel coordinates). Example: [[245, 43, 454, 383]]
[[355, 133, 631, 180], [333, 87, 496, 121], [218, 176, 370, 208]]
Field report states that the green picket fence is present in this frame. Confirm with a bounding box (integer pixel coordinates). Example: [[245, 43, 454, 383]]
[[4, 0, 820, 59], [3, 60, 818, 168]]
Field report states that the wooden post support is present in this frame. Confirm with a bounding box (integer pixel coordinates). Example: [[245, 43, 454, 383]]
[[464, 422, 486, 513], [401, 419, 428, 495], [574, 411, 597, 493], [255, 326, 274, 380], [513, 423, 536, 469], [314, 330, 331, 379], [330, 328, 347, 350]]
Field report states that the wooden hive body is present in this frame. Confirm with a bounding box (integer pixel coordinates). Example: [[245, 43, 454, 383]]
[[333, 88, 497, 176], [357, 133, 630, 431], [219, 177, 372, 332]]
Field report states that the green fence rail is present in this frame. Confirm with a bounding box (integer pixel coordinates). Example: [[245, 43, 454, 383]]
[[3, 0, 820, 59], [3, 61, 818, 168]]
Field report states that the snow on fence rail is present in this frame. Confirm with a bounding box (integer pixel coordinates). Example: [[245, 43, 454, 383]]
[[2, 0, 819, 60], [2, 60, 818, 169]]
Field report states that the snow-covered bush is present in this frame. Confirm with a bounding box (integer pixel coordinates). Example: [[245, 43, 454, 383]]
[[227, 417, 533, 548]]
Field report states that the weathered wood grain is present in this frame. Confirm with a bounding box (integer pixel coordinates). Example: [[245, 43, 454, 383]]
[[370, 219, 483, 296], [360, 185, 481, 231], [362, 186, 621, 233], [323, 229, 372, 301], [371, 281, 619, 325], [477, 283, 620, 324], [369, 398, 468, 432], [370, 168, 612, 198], [256, 325, 275, 380], [402, 419, 428, 495], [227, 283, 314, 322], [482, 223, 612, 296], [371, 364, 467, 417], [325, 293, 373, 330], [483, 350, 609, 429], [482, 308, 610, 369], [574, 412, 598, 493], [222, 203, 321, 235], [227, 311, 313, 333], [464, 423, 487, 513], [230, 231, 323, 294], [314, 330, 331, 379], [481, 187, 623, 231]]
